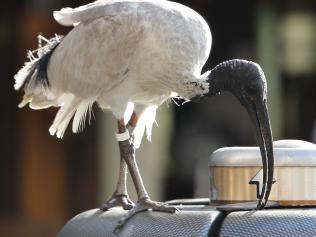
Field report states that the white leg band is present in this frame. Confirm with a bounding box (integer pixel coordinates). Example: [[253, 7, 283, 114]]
[[116, 130, 130, 141]]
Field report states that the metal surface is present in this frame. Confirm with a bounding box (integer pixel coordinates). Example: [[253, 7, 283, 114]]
[[213, 201, 279, 211], [219, 209, 316, 237], [57, 207, 224, 237], [166, 198, 210, 205]]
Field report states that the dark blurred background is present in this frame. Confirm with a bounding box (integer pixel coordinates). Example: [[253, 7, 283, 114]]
[[1, 0, 315, 236]]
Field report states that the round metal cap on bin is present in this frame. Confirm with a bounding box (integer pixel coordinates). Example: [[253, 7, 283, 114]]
[[209, 140, 316, 205]]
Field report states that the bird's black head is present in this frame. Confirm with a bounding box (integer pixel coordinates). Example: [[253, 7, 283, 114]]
[[227, 61, 267, 108], [197, 59, 274, 209]]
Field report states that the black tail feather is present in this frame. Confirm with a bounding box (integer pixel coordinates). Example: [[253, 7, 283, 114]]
[[14, 34, 63, 91]]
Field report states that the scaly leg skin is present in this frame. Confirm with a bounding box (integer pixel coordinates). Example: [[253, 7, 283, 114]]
[[100, 156, 134, 211], [100, 118, 136, 211], [114, 138, 178, 233]]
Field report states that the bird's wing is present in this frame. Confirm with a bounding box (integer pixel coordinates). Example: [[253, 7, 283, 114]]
[[53, 0, 109, 26], [53, 0, 153, 26], [48, 2, 146, 99]]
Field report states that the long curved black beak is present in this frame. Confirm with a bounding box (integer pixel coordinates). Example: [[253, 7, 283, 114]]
[[246, 99, 274, 209]]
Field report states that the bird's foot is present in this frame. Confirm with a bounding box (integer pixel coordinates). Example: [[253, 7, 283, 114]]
[[100, 194, 134, 211], [114, 198, 178, 233]]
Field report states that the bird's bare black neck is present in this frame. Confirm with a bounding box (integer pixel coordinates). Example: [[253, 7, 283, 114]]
[[190, 61, 233, 102], [191, 59, 260, 102], [208, 59, 247, 94]]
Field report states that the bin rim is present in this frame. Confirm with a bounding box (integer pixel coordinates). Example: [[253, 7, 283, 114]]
[[209, 140, 316, 167]]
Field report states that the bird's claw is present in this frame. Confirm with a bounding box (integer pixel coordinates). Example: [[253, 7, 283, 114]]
[[114, 198, 179, 234], [136, 198, 179, 213], [100, 194, 134, 211]]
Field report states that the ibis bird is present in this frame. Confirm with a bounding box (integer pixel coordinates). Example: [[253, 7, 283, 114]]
[[15, 0, 274, 229]]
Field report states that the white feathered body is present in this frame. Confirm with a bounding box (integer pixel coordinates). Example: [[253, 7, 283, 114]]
[[15, 0, 212, 145]]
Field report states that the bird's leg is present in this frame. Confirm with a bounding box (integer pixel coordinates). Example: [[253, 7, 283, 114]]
[[114, 115, 178, 233], [100, 156, 133, 211], [100, 119, 135, 211]]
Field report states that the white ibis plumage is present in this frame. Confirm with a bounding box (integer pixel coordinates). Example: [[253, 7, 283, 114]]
[[15, 0, 274, 230]]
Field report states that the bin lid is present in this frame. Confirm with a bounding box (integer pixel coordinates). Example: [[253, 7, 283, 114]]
[[209, 140, 316, 167]]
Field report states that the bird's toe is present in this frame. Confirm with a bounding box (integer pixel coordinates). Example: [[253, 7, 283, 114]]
[[113, 198, 178, 233], [138, 198, 179, 213], [100, 194, 134, 211]]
